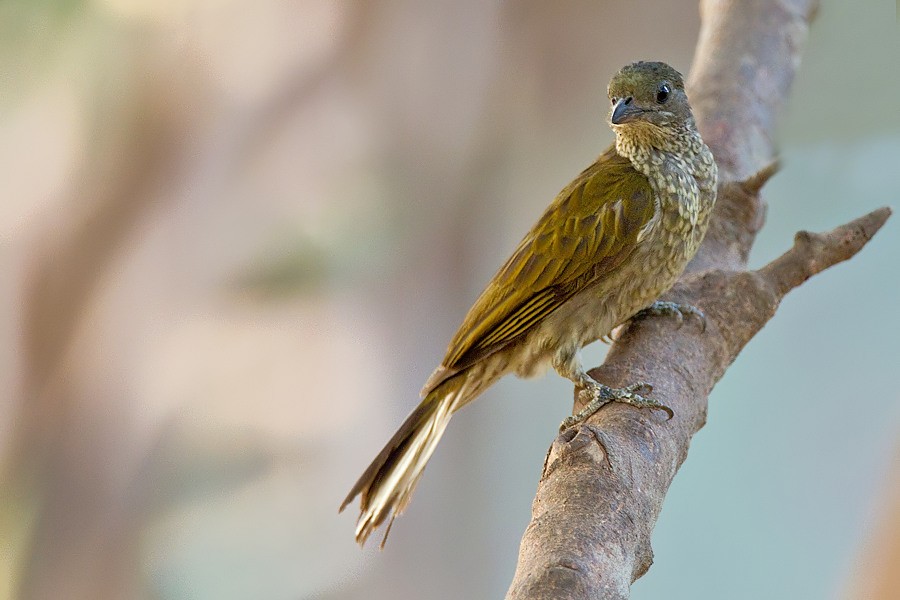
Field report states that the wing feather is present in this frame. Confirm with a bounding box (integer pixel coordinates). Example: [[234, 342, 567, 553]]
[[421, 145, 655, 396]]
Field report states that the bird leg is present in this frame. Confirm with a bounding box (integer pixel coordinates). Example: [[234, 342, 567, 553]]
[[633, 300, 706, 332], [559, 378, 672, 431]]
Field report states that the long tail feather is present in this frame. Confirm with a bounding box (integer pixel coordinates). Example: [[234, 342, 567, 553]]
[[340, 375, 467, 547]]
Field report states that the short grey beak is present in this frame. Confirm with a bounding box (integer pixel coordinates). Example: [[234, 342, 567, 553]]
[[611, 97, 643, 125]]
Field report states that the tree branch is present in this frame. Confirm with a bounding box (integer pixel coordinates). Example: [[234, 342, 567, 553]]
[[505, 1, 892, 598], [759, 207, 892, 297]]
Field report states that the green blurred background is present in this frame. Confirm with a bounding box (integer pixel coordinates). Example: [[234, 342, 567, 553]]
[[1, 1, 898, 599]]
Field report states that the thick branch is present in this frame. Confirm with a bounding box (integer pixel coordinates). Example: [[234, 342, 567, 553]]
[[504, 1, 894, 599], [687, 0, 818, 273], [508, 199, 891, 600]]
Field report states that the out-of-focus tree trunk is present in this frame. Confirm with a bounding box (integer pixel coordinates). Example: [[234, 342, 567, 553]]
[[844, 443, 900, 600]]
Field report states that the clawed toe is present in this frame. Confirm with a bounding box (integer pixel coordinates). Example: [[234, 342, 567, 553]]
[[635, 301, 706, 333], [560, 380, 671, 431]]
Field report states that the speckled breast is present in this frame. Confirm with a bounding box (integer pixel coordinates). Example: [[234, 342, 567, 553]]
[[542, 138, 716, 353]]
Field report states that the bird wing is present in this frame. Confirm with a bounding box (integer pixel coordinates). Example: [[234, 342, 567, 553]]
[[422, 145, 655, 396]]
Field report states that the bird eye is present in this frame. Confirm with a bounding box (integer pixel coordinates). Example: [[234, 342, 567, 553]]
[[610, 96, 618, 105], [656, 83, 670, 104]]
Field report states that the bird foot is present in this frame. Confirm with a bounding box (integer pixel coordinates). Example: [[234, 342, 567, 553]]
[[559, 381, 672, 431], [634, 300, 706, 332]]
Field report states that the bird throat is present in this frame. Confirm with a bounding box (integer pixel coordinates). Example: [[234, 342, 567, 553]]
[[613, 122, 711, 186], [614, 121, 717, 241]]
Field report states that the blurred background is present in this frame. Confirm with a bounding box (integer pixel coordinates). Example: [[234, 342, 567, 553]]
[[1, 0, 898, 598]]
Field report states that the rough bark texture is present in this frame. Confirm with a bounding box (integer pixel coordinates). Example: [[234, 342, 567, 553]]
[[505, 1, 891, 598]]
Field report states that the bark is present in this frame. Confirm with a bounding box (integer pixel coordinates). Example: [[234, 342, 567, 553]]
[[506, 1, 891, 598]]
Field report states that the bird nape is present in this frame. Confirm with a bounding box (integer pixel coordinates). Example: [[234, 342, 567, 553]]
[[340, 60, 718, 548]]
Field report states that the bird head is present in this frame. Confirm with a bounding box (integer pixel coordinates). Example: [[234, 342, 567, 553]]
[[607, 61, 695, 139]]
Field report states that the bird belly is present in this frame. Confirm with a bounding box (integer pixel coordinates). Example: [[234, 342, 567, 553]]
[[509, 212, 699, 380]]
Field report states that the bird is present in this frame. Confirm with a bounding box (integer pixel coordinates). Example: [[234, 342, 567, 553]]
[[340, 61, 718, 547]]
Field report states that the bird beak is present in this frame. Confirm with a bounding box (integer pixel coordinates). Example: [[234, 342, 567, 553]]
[[611, 97, 644, 125]]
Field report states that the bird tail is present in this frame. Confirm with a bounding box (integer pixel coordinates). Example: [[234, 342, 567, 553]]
[[340, 374, 469, 547]]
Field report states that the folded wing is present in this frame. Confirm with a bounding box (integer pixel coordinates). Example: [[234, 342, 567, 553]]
[[422, 146, 656, 396]]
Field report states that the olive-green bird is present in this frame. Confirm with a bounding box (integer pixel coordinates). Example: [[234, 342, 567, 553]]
[[341, 61, 717, 546]]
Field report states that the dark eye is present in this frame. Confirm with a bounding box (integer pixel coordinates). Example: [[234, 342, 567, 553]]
[[656, 83, 670, 104], [610, 96, 618, 105]]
